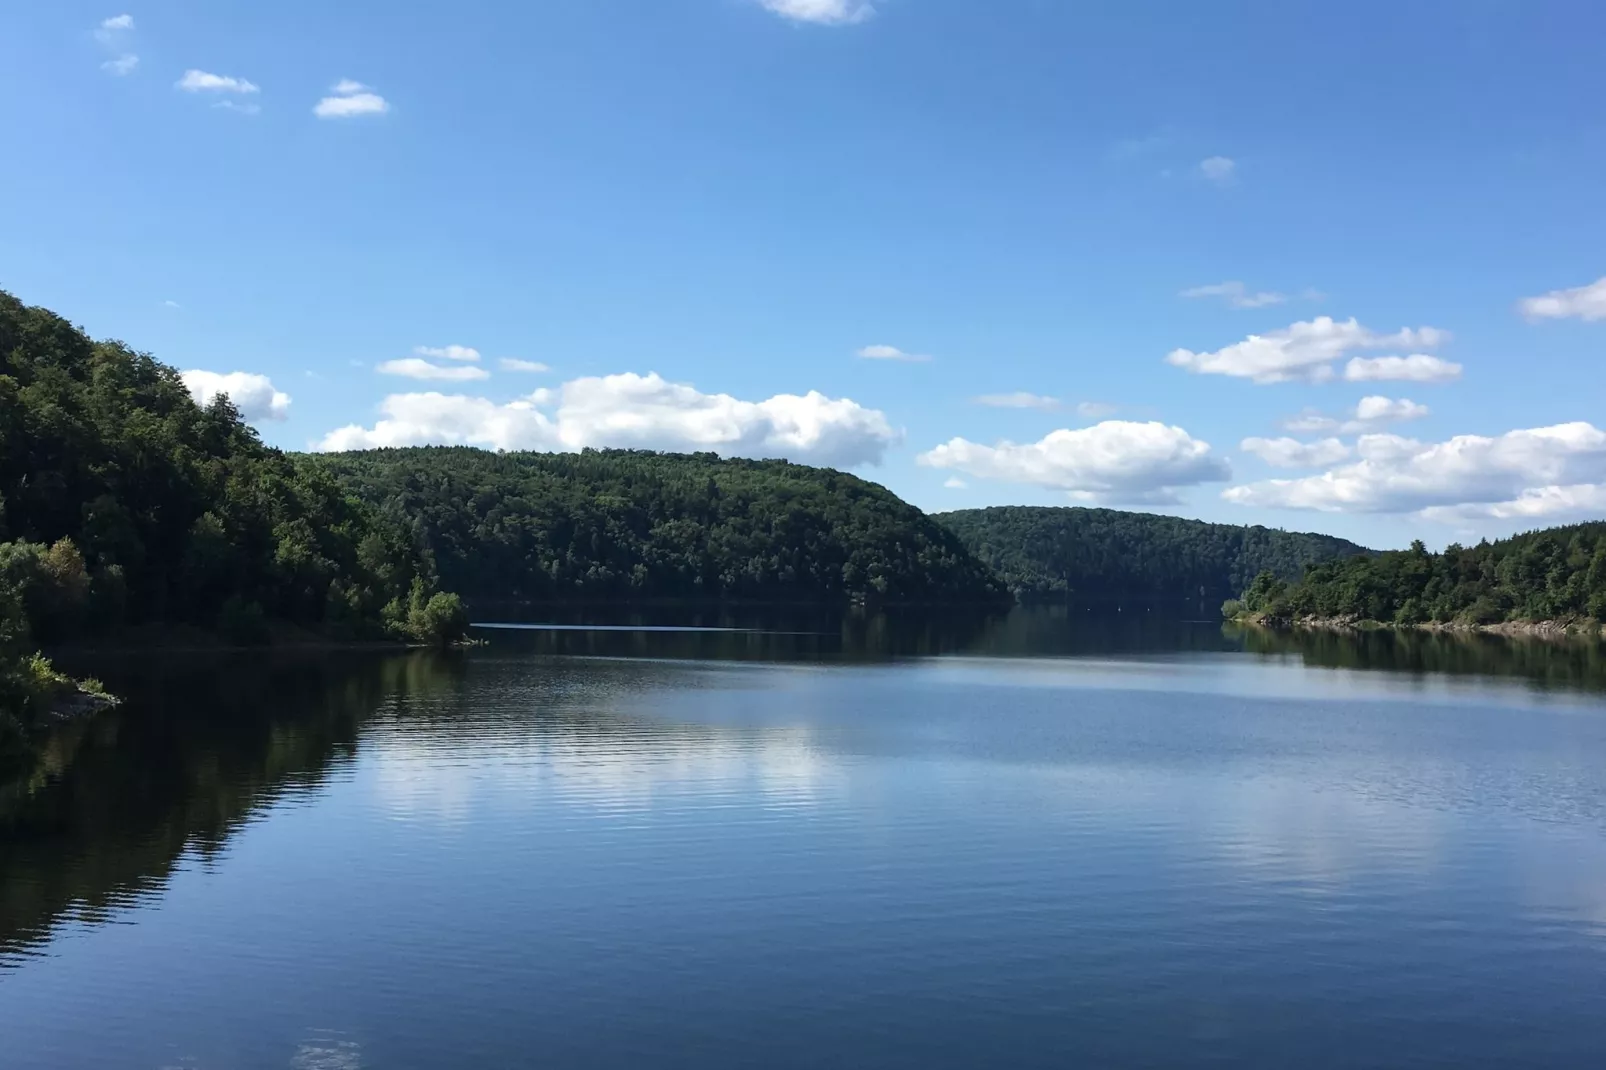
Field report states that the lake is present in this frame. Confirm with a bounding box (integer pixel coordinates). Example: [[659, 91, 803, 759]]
[[5, 608, 1606, 1068]]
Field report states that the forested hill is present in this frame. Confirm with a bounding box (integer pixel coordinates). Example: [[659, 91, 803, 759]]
[[1232, 524, 1606, 627], [307, 448, 1010, 606], [1, 291, 464, 759], [937, 506, 1371, 600]]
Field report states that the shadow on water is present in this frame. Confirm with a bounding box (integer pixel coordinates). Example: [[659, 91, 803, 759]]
[[0, 649, 469, 965]]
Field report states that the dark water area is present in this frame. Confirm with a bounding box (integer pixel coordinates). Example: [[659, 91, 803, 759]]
[[5, 608, 1606, 1067]]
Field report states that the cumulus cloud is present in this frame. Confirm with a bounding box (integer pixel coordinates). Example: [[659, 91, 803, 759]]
[[1421, 484, 1606, 524], [1240, 437, 1352, 469], [500, 358, 550, 373], [1223, 421, 1606, 521], [1282, 396, 1431, 436], [317, 373, 899, 467], [973, 392, 1060, 410], [1354, 396, 1430, 424], [98, 14, 135, 34], [314, 79, 389, 118], [101, 54, 139, 76], [177, 70, 260, 94], [944, 477, 968, 489], [917, 421, 1229, 505], [180, 370, 291, 422], [1519, 276, 1606, 322], [1166, 316, 1451, 384], [1181, 281, 1285, 309], [1199, 156, 1236, 184], [376, 358, 490, 382], [414, 344, 480, 362], [1076, 401, 1117, 419], [757, 0, 875, 25], [857, 344, 931, 363], [1343, 354, 1462, 383]]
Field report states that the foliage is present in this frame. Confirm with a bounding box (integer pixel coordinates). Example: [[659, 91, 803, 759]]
[[307, 447, 1011, 606], [937, 506, 1370, 600], [1235, 525, 1606, 626], [0, 289, 459, 741]]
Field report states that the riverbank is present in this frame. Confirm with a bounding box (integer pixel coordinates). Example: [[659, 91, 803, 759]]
[[1232, 613, 1606, 638]]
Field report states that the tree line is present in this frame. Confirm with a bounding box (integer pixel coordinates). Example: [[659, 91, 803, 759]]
[[937, 505, 1371, 601], [308, 447, 1012, 606], [1228, 525, 1606, 627]]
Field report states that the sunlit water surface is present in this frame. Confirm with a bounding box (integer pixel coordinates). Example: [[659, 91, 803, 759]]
[[5, 609, 1606, 1068]]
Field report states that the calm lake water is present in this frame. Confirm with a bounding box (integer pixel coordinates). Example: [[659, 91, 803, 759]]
[[6, 608, 1606, 1068]]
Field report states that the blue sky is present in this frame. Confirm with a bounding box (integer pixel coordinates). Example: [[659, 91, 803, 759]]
[[4, 1, 1605, 549]]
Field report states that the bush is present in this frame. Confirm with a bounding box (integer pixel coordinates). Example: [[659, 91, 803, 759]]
[[408, 592, 470, 647], [1220, 598, 1244, 620]]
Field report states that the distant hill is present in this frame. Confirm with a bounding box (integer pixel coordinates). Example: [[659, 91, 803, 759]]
[[936, 505, 1371, 601], [1234, 522, 1606, 626], [307, 448, 1010, 606]]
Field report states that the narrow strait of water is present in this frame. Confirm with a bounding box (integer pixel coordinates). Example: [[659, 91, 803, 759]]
[[4, 608, 1606, 1068]]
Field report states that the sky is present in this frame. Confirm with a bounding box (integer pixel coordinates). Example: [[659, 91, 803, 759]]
[[4, 0, 1606, 550]]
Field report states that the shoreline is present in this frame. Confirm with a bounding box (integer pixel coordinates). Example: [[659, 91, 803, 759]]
[[1233, 614, 1606, 639]]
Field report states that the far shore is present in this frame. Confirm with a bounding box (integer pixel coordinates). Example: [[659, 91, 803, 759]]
[[1232, 614, 1606, 639]]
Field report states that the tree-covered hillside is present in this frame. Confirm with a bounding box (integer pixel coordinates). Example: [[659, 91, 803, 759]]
[[1230, 524, 1606, 627], [0, 291, 464, 757], [307, 448, 1010, 606], [937, 506, 1370, 600]]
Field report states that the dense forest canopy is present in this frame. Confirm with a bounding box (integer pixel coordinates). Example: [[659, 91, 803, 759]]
[[307, 447, 1010, 606], [937, 506, 1371, 600], [1231, 524, 1606, 626], [0, 291, 463, 756]]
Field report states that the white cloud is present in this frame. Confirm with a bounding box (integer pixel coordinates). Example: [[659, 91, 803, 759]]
[[180, 370, 291, 422], [95, 15, 136, 72], [757, 0, 875, 25], [376, 358, 490, 382], [500, 358, 550, 373], [1166, 316, 1450, 384], [1199, 156, 1236, 184], [95, 14, 134, 46], [857, 344, 931, 363], [1076, 401, 1117, 419], [973, 392, 1060, 410], [1223, 421, 1606, 520], [317, 373, 899, 467], [1283, 396, 1431, 436], [1519, 276, 1606, 323], [177, 70, 260, 94], [314, 79, 389, 118], [944, 477, 968, 489], [1181, 281, 1285, 309], [917, 420, 1229, 505], [1421, 484, 1606, 524], [414, 344, 481, 363], [1353, 396, 1430, 424], [213, 100, 261, 116], [1343, 354, 1462, 383], [163, 299, 181, 310], [1240, 437, 1352, 469]]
